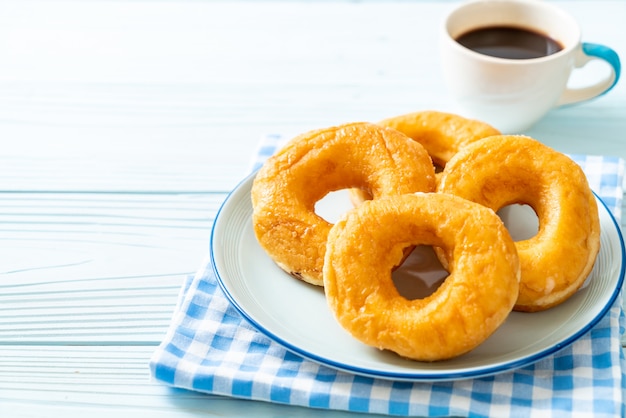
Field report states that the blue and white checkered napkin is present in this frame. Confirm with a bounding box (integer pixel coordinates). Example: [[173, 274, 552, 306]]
[[151, 134, 626, 417]]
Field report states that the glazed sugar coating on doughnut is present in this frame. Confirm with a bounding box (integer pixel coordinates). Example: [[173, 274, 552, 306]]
[[348, 111, 500, 207], [378, 111, 501, 168], [323, 193, 520, 362], [251, 122, 436, 286], [438, 135, 601, 312]]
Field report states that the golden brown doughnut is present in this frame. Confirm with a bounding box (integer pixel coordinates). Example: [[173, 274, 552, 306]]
[[437, 135, 601, 312], [251, 122, 436, 286], [323, 193, 520, 362], [349, 111, 500, 206], [379, 110, 501, 168]]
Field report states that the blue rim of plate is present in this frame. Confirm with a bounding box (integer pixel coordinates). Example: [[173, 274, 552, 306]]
[[211, 170, 626, 381]]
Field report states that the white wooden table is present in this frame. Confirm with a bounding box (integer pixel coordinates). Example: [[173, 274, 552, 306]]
[[0, 1, 624, 416]]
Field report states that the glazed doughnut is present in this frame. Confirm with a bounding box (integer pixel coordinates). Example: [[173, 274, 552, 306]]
[[349, 111, 500, 206], [437, 135, 600, 312], [379, 111, 500, 168], [323, 193, 520, 362], [251, 122, 436, 286]]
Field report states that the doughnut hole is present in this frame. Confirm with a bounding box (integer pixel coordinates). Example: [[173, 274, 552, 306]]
[[392, 245, 449, 300], [314, 190, 355, 223], [497, 204, 539, 241]]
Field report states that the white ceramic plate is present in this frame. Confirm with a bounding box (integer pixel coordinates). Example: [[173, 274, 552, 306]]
[[211, 172, 625, 381]]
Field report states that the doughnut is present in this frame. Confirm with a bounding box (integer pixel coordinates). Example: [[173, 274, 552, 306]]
[[251, 122, 436, 286], [349, 111, 500, 206], [379, 111, 501, 168], [323, 193, 520, 361], [437, 135, 600, 312]]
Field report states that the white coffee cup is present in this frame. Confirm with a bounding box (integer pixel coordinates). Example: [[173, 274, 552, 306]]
[[440, 0, 621, 133]]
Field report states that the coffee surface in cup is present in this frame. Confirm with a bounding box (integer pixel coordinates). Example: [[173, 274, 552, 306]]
[[456, 26, 563, 59]]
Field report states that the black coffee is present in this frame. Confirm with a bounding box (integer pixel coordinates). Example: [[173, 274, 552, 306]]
[[455, 26, 563, 59]]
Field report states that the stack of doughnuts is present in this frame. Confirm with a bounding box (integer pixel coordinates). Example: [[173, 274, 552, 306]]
[[250, 111, 601, 362], [348, 111, 500, 205]]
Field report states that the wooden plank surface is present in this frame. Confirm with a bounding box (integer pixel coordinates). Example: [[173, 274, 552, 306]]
[[0, 192, 219, 343]]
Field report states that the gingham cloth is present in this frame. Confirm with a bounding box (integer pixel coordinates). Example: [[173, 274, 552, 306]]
[[150, 134, 626, 417]]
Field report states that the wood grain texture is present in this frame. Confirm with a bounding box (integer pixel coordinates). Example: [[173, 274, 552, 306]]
[[0, 192, 219, 343]]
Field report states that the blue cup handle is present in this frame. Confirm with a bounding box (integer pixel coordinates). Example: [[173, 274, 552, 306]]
[[557, 42, 621, 106]]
